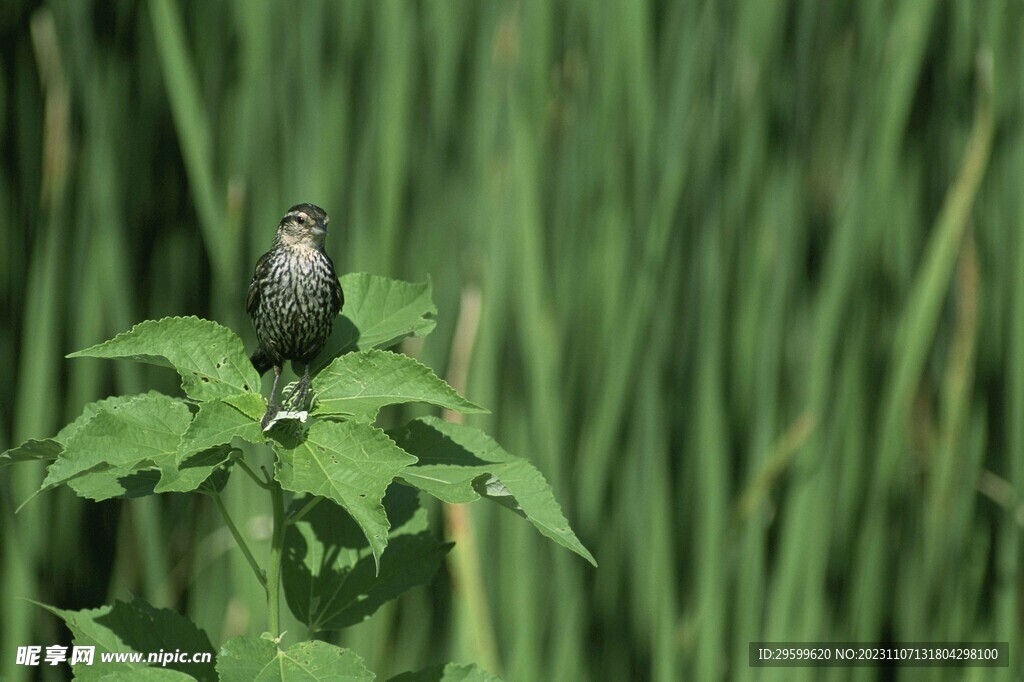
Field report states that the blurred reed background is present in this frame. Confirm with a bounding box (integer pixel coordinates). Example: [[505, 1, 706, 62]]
[[0, 1, 1021, 680]]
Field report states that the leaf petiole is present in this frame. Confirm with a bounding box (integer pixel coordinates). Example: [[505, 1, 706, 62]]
[[232, 451, 269, 490], [287, 496, 323, 526], [212, 490, 266, 588]]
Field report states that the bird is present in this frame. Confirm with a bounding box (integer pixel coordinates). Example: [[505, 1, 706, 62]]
[[246, 203, 343, 428]]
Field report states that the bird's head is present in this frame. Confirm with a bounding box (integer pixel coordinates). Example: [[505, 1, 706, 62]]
[[274, 203, 330, 249]]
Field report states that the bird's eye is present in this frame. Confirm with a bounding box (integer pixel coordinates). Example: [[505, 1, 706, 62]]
[[295, 215, 305, 224]]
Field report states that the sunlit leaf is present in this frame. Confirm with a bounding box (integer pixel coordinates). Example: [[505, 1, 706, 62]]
[[271, 420, 417, 569], [315, 273, 437, 369], [389, 417, 596, 566], [217, 637, 373, 682], [0, 438, 62, 468], [67, 317, 259, 401], [42, 393, 192, 494], [313, 350, 486, 422]]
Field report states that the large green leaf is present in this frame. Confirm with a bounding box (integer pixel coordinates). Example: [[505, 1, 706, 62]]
[[0, 438, 62, 468], [217, 637, 374, 682], [155, 445, 235, 495], [68, 468, 165, 501], [2, 392, 166, 469], [389, 417, 596, 566], [389, 663, 502, 682], [283, 486, 451, 632], [312, 350, 486, 422], [177, 394, 266, 459], [155, 394, 268, 493], [271, 420, 417, 569], [315, 273, 437, 369], [56, 392, 171, 442], [67, 317, 260, 401], [34, 596, 216, 681], [42, 393, 192, 493], [39, 393, 232, 500]]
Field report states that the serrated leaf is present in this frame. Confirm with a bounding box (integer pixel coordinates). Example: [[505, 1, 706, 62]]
[[147, 395, 266, 494], [156, 445, 235, 494], [312, 350, 486, 422], [43, 393, 192, 495], [283, 486, 451, 632], [217, 637, 374, 682], [178, 396, 266, 459], [271, 420, 417, 569], [57, 392, 170, 443], [389, 417, 596, 566], [2, 392, 166, 469], [389, 663, 503, 682], [33, 596, 216, 681], [223, 391, 269, 421], [0, 438, 62, 468], [35, 392, 231, 499], [68, 468, 163, 501], [67, 317, 260, 401], [315, 274, 437, 370]]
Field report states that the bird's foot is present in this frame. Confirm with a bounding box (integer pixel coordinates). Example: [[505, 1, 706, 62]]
[[261, 403, 278, 430], [284, 375, 312, 411]]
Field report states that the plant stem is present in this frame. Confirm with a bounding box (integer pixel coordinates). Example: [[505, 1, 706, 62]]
[[266, 477, 286, 637], [287, 496, 322, 525], [234, 453, 270, 489], [212, 490, 266, 588]]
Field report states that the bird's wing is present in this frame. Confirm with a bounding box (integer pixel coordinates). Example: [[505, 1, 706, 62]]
[[333, 274, 344, 316], [246, 252, 270, 316], [327, 254, 344, 316]]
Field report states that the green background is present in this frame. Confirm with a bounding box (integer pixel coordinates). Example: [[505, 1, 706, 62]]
[[0, 1, 1020, 680]]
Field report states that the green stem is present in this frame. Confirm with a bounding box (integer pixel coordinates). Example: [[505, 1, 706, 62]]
[[212, 491, 266, 588], [233, 452, 270, 489], [266, 478, 286, 637], [287, 496, 323, 525]]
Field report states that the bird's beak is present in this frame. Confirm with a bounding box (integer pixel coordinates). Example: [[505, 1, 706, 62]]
[[312, 219, 327, 236]]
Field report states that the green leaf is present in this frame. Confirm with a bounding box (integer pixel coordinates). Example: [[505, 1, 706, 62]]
[[389, 417, 597, 566], [223, 391, 270, 421], [178, 395, 266, 459], [67, 316, 260, 401], [68, 468, 163, 501], [315, 274, 437, 369], [34, 596, 216, 681], [217, 637, 374, 682], [56, 392, 170, 443], [150, 394, 266, 494], [271, 420, 417, 569], [312, 350, 486, 422], [2, 392, 166, 469], [0, 438, 62, 468], [42, 393, 192, 494], [283, 486, 451, 632], [156, 445, 235, 495], [389, 663, 503, 682], [35, 392, 232, 499]]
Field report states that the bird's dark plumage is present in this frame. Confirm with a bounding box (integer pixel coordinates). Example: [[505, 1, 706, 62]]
[[247, 204, 342, 425]]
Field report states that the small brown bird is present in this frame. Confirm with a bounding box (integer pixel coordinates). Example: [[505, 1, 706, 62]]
[[247, 204, 343, 427]]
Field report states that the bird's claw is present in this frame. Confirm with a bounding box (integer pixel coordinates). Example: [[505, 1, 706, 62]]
[[284, 376, 312, 411], [261, 405, 278, 430]]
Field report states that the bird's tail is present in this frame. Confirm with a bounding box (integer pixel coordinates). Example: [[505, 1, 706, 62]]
[[250, 348, 273, 375]]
